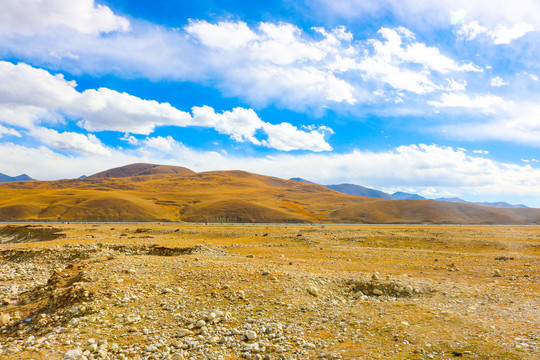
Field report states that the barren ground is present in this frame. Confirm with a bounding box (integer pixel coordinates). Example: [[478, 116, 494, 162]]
[[0, 223, 538, 359]]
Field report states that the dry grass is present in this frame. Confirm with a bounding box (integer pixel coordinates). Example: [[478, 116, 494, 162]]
[[0, 170, 539, 224]]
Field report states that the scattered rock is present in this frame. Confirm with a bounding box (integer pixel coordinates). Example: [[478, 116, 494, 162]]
[[307, 285, 319, 297], [0, 313, 11, 326], [246, 330, 257, 341]]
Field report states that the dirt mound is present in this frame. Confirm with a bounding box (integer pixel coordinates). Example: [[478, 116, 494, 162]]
[[0, 225, 66, 244], [0, 243, 226, 263], [346, 275, 434, 298]]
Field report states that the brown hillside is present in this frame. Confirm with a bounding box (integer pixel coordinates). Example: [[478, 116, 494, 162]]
[[86, 163, 195, 179], [0, 167, 539, 224]]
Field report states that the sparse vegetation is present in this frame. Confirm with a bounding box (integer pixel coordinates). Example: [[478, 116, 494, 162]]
[[0, 224, 538, 359]]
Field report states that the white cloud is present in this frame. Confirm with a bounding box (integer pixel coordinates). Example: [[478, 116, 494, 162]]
[[142, 136, 178, 153], [186, 20, 258, 49], [0, 125, 21, 138], [261, 122, 333, 151], [472, 150, 489, 154], [456, 20, 488, 41], [191, 106, 263, 145], [191, 106, 333, 152], [185, 20, 358, 108], [439, 102, 540, 147], [429, 93, 509, 114], [419, 187, 458, 198], [490, 76, 508, 87], [120, 133, 139, 145], [0, 61, 332, 152], [358, 27, 480, 95], [29, 127, 111, 156], [312, 0, 540, 30], [0, 13, 483, 112], [490, 23, 535, 44], [457, 21, 534, 44], [0, 61, 79, 109], [0, 0, 130, 35], [74, 88, 192, 135]]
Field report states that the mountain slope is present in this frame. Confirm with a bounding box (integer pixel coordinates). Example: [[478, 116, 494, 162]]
[[325, 183, 395, 200], [0, 173, 34, 183], [0, 165, 539, 224], [392, 192, 426, 200]]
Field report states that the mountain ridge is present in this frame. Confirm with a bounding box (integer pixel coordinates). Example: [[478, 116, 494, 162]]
[[0, 163, 538, 224], [291, 178, 527, 208], [0, 173, 34, 183]]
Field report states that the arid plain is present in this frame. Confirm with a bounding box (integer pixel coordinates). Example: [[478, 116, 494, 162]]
[[0, 223, 538, 359]]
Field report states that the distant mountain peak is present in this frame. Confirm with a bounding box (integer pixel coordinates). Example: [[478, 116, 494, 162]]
[[392, 192, 426, 200], [0, 173, 35, 183], [326, 183, 395, 200], [289, 177, 316, 184]]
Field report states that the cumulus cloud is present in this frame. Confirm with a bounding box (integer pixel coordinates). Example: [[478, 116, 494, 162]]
[[261, 122, 333, 152], [0, 11, 483, 112], [358, 27, 480, 95], [0, 0, 130, 35], [191, 106, 332, 151], [185, 20, 357, 108], [74, 88, 193, 135], [29, 127, 111, 156], [141, 136, 178, 153], [0, 61, 332, 152]]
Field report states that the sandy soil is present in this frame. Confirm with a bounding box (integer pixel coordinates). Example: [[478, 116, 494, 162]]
[[0, 223, 538, 359]]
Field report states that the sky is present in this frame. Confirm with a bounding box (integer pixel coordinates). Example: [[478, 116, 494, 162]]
[[0, 0, 540, 207]]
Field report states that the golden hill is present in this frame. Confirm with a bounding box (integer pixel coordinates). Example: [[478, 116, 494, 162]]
[[0, 164, 539, 224], [87, 163, 195, 179]]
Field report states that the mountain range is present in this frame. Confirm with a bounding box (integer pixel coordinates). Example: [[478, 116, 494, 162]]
[[290, 179, 527, 208], [0, 163, 537, 224], [0, 173, 34, 183]]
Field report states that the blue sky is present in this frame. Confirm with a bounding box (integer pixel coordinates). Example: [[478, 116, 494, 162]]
[[0, 0, 540, 206]]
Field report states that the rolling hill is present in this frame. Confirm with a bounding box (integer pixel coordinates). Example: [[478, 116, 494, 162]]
[[0, 163, 539, 224], [87, 163, 195, 179]]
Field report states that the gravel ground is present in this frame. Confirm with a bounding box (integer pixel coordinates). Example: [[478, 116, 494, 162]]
[[0, 224, 538, 359]]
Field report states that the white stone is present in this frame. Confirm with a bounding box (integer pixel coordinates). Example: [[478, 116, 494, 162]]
[[196, 319, 206, 328], [64, 348, 83, 359], [177, 329, 191, 337], [372, 289, 383, 296], [246, 330, 257, 341], [307, 285, 319, 297], [0, 313, 11, 326], [84, 343, 98, 352]]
